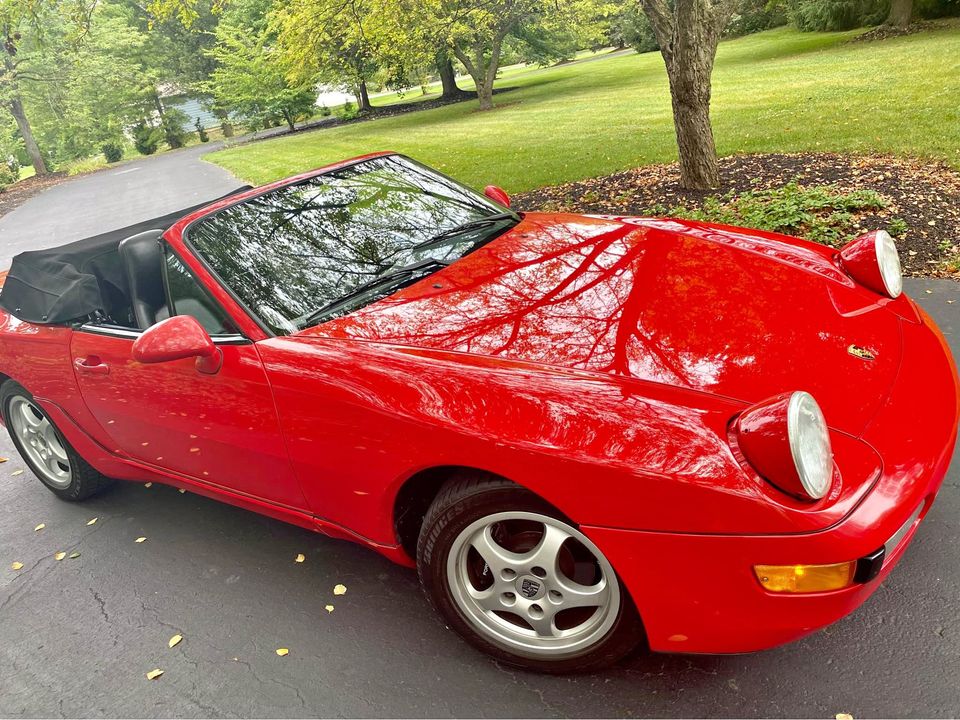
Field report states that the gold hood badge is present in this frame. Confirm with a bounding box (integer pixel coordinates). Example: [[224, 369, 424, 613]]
[[848, 345, 876, 361]]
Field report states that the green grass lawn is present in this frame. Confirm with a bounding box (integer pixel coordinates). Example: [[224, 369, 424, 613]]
[[207, 22, 960, 193]]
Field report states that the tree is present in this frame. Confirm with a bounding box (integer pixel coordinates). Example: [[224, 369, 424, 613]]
[[205, 3, 317, 131], [0, 0, 96, 175], [886, 0, 912, 25], [638, 0, 739, 189], [438, 0, 553, 111], [271, 0, 378, 112]]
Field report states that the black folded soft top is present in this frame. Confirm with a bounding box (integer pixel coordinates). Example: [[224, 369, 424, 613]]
[[0, 189, 249, 325]]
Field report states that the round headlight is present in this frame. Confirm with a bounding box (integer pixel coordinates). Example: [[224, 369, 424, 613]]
[[874, 229, 902, 298], [839, 229, 903, 299], [733, 391, 835, 502], [786, 391, 833, 500]]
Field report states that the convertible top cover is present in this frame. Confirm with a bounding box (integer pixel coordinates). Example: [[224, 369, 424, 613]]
[[0, 188, 249, 325]]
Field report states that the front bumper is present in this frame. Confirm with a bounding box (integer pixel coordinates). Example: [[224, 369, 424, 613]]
[[585, 302, 960, 654]]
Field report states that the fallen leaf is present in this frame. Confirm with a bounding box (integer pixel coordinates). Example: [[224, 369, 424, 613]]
[[275, 648, 289, 657], [144, 482, 152, 488], [0, 457, 7, 463], [135, 537, 146, 544], [168, 634, 183, 648], [325, 605, 334, 613], [836, 714, 854, 720], [333, 584, 347, 596], [86, 518, 98, 526], [11, 470, 23, 476], [925, 290, 933, 294], [54, 552, 66, 561], [146, 669, 164, 680], [34, 523, 45, 532], [295, 553, 305, 563], [178, 489, 186, 494], [69, 552, 80, 559], [10, 561, 23, 571]]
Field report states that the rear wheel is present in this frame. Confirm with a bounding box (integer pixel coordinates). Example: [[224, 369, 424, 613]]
[[1, 381, 112, 501], [417, 474, 643, 673]]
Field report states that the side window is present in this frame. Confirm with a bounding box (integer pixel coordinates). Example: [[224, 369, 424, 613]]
[[163, 245, 239, 336]]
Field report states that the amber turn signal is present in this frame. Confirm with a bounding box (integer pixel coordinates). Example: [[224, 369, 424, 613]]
[[754, 561, 856, 593]]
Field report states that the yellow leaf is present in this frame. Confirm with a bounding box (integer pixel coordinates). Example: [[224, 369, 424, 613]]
[[54, 552, 66, 561], [275, 648, 289, 657], [333, 584, 347, 596], [69, 552, 80, 559], [0, 457, 7, 463], [10, 561, 23, 571], [294, 553, 305, 563], [144, 482, 152, 488], [146, 669, 164, 680], [325, 605, 334, 613], [178, 489, 186, 494], [11, 470, 23, 476], [135, 537, 146, 543], [168, 634, 183, 648], [836, 714, 854, 720], [86, 518, 98, 526], [34, 523, 45, 532]]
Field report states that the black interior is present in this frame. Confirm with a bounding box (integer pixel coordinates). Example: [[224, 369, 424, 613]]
[[118, 231, 170, 330]]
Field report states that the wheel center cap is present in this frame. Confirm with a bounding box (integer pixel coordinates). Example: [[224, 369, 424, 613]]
[[516, 575, 545, 600]]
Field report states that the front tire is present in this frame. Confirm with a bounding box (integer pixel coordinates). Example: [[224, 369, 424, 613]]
[[1, 380, 112, 501], [417, 474, 643, 673]]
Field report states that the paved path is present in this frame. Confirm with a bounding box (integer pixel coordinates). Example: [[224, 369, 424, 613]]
[[0, 141, 246, 269], [0, 275, 957, 716]]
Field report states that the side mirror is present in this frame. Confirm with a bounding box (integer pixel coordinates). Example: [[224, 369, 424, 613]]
[[484, 185, 511, 208], [132, 315, 222, 375]]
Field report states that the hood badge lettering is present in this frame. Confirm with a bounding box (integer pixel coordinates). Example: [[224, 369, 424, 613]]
[[848, 345, 876, 361]]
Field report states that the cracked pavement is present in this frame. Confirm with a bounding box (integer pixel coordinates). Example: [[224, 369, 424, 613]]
[[0, 279, 957, 718]]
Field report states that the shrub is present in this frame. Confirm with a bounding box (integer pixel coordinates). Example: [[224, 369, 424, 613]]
[[319, 105, 332, 117], [101, 142, 123, 163], [617, 7, 659, 53], [133, 122, 162, 155], [161, 108, 190, 150], [0, 164, 16, 191], [195, 117, 210, 143], [220, 121, 234, 138], [648, 181, 888, 247], [784, 0, 886, 31]]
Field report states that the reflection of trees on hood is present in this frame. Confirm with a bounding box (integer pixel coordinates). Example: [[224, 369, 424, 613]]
[[188, 155, 499, 332], [323, 216, 775, 391]]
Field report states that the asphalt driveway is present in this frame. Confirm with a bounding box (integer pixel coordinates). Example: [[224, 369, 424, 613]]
[[0, 278, 957, 718]]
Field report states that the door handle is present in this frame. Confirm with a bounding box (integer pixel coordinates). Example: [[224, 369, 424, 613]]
[[74, 357, 110, 376]]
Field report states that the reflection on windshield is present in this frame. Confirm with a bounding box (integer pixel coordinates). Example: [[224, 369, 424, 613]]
[[187, 154, 517, 334]]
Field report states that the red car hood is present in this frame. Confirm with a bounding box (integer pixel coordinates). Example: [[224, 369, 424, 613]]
[[305, 213, 904, 436]]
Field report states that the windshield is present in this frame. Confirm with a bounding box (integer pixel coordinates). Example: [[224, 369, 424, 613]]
[[186, 154, 519, 335]]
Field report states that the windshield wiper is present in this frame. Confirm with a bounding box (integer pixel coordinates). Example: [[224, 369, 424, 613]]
[[298, 258, 450, 329], [411, 212, 517, 253]]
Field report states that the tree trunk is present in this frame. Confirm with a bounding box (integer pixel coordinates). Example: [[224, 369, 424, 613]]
[[153, 92, 165, 118], [437, 54, 468, 100], [9, 96, 46, 176], [282, 109, 295, 131], [664, 53, 720, 189], [886, 0, 912, 26], [453, 35, 504, 112], [357, 80, 371, 112]]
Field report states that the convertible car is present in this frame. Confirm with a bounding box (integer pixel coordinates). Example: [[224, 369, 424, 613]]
[[0, 152, 957, 672]]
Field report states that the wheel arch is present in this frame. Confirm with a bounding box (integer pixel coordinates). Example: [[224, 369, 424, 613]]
[[392, 465, 578, 561]]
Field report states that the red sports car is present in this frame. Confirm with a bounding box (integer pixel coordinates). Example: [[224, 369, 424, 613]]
[[1, 153, 957, 672]]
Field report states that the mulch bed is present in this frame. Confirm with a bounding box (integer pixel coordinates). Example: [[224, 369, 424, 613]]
[[852, 21, 939, 42], [0, 172, 68, 219], [513, 153, 960, 278]]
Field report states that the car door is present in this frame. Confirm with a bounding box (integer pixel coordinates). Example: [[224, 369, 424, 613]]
[[69, 243, 307, 510]]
